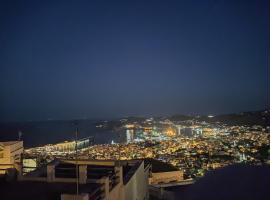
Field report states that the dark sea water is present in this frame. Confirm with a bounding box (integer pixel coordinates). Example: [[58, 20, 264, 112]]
[[0, 120, 124, 147]]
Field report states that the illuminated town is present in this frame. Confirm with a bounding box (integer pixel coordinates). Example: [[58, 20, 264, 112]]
[[24, 116, 270, 179], [1, 1, 270, 199]]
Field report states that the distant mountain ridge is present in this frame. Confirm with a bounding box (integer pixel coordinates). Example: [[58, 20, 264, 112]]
[[205, 108, 270, 126], [169, 108, 270, 126]]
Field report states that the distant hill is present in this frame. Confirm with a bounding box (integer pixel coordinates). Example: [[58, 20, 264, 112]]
[[170, 108, 270, 126], [169, 115, 193, 122], [203, 109, 270, 126]]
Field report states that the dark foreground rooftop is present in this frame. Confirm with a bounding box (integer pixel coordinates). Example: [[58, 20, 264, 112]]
[[0, 179, 101, 200], [183, 164, 270, 200]]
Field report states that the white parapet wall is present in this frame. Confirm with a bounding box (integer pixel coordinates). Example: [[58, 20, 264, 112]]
[[61, 193, 89, 200], [149, 171, 184, 185]]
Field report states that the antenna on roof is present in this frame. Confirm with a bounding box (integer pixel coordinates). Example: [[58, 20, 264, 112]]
[[18, 131, 22, 141], [73, 121, 79, 199]]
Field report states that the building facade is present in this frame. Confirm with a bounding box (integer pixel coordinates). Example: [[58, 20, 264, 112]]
[[0, 141, 23, 175]]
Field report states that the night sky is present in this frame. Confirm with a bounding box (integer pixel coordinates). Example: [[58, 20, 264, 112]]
[[0, 0, 270, 121]]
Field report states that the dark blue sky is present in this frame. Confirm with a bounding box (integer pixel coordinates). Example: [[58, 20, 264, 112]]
[[0, 0, 270, 121]]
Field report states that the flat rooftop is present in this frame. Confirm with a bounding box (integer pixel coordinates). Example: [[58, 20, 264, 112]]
[[0, 141, 22, 146]]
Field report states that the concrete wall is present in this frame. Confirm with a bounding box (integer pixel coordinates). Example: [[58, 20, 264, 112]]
[[109, 183, 121, 200], [124, 161, 149, 200], [150, 171, 183, 185], [62, 159, 116, 166]]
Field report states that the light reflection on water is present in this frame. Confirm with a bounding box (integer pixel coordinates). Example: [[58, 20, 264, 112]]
[[0, 120, 127, 147]]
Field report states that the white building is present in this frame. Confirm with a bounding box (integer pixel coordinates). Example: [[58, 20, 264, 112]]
[[126, 129, 134, 143], [12, 159, 150, 200], [0, 141, 23, 175]]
